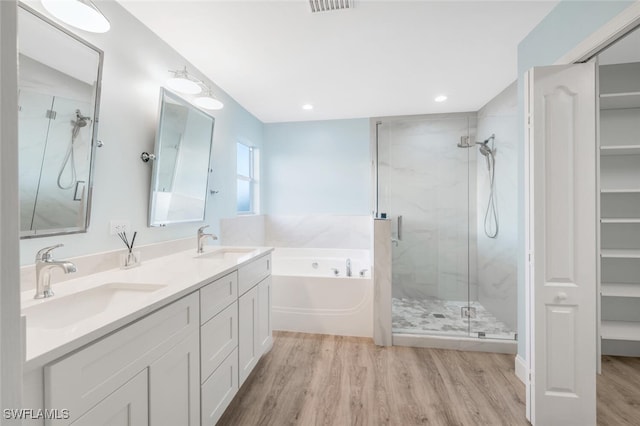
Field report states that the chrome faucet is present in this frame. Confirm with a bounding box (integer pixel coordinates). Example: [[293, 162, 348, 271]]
[[197, 225, 218, 253], [34, 244, 76, 299], [346, 258, 352, 277]]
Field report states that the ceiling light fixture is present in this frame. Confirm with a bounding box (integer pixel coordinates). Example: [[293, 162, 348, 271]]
[[434, 95, 448, 103], [302, 104, 314, 110], [166, 67, 202, 95], [41, 0, 111, 33], [194, 88, 224, 111], [166, 67, 224, 110]]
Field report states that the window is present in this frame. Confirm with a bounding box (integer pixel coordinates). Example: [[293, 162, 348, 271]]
[[237, 142, 259, 214]]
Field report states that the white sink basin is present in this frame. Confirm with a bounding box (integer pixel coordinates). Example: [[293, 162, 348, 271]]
[[23, 282, 167, 330], [196, 248, 255, 261]]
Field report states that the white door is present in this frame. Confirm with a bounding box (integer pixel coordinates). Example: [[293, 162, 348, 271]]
[[525, 63, 597, 425]]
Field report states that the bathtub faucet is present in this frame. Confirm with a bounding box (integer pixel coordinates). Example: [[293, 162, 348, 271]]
[[346, 258, 352, 277]]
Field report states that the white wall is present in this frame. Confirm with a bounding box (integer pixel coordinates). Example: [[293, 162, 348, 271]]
[[0, 0, 23, 415], [476, 82, 517, 331], [19, 0, 264, 266]]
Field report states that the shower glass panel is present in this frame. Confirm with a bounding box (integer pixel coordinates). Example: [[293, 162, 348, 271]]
[[377, 113, 517, 340], [377, 114, 476, 337], [18, 89, 92, 232]]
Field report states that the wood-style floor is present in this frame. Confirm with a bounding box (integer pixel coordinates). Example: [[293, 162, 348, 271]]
[[219, 332, 640, 426]]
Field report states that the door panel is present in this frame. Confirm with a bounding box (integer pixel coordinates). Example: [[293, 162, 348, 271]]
[[526, 63, 597, 425]]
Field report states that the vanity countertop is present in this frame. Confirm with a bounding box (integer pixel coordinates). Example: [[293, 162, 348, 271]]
[[21, 246, 273, 371]]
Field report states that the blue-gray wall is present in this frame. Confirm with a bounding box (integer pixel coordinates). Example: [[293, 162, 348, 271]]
[[516, 0, 635, 358], [262, 119, 370, 215]]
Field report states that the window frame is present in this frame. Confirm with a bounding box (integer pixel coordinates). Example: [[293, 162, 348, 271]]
[[236, 142, 258, 214]]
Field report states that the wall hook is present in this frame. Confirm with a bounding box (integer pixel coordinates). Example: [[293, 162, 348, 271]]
[[140, 152, 156, 163]]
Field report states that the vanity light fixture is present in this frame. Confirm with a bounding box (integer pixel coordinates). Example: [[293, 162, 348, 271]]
[[194, 88, 224, 110], [41, 0, 111, 33], [302, 104, 314, 110], [434, 95, 448, 103], [166, 67, 202, 95]]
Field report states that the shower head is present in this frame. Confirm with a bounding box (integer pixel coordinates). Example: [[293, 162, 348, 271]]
[[479, 144, 492, 157], [72, 109, 91, 128]]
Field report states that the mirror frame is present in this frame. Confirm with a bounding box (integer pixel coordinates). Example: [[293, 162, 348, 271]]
[[148, 88, 215, 227], [18, 3, 104, 239]]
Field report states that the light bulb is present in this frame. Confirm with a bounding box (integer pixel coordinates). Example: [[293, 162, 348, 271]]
[[41, 0, 110, 33], [194, 96, 224, 110]]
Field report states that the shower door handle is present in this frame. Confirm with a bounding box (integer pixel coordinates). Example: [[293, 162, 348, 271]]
[[397, 215, 403, 241]]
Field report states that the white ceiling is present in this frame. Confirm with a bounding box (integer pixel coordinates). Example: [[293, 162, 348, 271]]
[[118, 0, 558, 123]]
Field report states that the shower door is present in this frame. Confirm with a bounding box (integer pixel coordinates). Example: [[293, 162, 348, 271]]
[[376, 114, 477, 337]]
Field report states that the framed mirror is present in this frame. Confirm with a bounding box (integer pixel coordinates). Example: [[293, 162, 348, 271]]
[[18, 4, 103, 238], [148, 88, 215, 226]]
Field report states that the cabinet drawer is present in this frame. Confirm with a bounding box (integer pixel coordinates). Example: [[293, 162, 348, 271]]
[[201, 348, 238, 426], [45, 293, 199, 424], [238, 254, 271, 295], [200, 271, 238, 324], [201, 301, 237, 383]]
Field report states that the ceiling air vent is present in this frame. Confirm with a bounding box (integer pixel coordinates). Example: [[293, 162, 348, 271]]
[[309, 0, 353, 13]]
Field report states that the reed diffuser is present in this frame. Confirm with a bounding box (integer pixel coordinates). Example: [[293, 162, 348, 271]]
[[118, 231, 140, 269]]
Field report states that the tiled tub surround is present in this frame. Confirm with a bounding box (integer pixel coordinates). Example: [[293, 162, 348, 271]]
[[21, 242, 273, 368], [220, 214, 372, 250], [271, 248, 373, 337]]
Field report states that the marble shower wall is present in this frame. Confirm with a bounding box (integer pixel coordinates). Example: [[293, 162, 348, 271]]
[[475, 82, 518, 331], [377, 113, 478, 302]]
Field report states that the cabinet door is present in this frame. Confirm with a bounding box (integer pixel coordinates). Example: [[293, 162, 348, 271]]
[[149, 331, 200, 426], [201, 301, 238, 383], [238, 285, 259, 386], [72, 369, 148, 426], [258, 276, 272, 354], [201, 348, 238, 426]]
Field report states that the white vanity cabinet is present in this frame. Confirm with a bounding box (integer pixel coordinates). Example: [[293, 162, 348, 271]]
[[45, 292, 200, 425], [238, 254, 272, 387], [71, 369, 149, 426], [22, 249, 273, 426], [199, 272, 239, 426]]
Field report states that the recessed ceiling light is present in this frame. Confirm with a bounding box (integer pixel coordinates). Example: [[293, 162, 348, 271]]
[[434, 95, 448, 103], [302, 104, 313, 110]]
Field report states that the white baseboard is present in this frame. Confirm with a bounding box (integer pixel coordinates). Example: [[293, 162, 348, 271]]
[[515, 354, 528, 385]]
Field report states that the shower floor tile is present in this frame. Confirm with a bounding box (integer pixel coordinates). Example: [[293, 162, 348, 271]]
[[392, 297, 515, 340]]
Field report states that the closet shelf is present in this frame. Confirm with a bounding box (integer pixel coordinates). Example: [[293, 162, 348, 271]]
[[600, 92, 640, 110], [601, 249, 640, 259], [601, 218, 640, 224], [600, 145, 640, 156], [601, 188, 640, 194], [601, 321, 640, 341], [601, 283, 640, 298]]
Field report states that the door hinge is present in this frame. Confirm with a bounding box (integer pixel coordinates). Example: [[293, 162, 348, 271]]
[[46, 109, 57, 120]]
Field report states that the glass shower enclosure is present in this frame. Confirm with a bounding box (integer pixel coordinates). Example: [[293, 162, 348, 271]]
[[376, 113, 516, 340]]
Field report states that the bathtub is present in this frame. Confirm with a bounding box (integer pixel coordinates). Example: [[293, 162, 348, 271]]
[[271, 248, 373, 338]]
